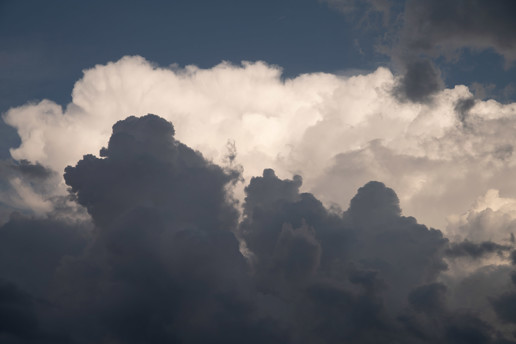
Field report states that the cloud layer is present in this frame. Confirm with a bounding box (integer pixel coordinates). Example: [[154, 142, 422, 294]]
[[4, 56, 516, 233], [1, 114, 516, 343]]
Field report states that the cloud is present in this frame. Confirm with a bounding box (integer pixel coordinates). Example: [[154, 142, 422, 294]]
[[401, 0, 516, 64], [0, 212, 90, 297], [394, 0, 516, 102], [445, 240, 511, 260], [393, 59, 444, 103], [64, 114, 240, 231], [323, 0, 516, 102], [1, 114, 516, 342], [3, 56, 516, 234], [1, 3, 516, 342], [0, 209, 91, 343], [0, 279, 39, 341], [446, 189, 516, 243], [242, 172, 448, 315], [493, 292, 516, 324], [55, 114, 289, 343], [0, 159, 91, 229]]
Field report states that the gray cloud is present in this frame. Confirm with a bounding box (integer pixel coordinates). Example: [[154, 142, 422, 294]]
[[0, 159, 66, 224], [492, 292, 516, 324], [0, 279, 40, 342], [392, 59, 444, 103], [241, 170, 450, 342], [0, 213, 90, 299], [454, 97, 476, 126], [0, 159, 53, 180], [324, 0, 516, 102], [401, 0, 516, 63], [57, 115, 285, 343], [445, 240, 512, 260], [394, 0, 516, 102], [1, 114, 516, 342]]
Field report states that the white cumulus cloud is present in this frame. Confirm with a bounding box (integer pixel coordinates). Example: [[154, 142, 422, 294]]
[[4, 55, 516, 234]]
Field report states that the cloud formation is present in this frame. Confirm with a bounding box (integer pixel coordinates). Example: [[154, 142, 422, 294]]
[[1, 114, 515, 343], [2, 2, 516, 342], [400, 0, 516, 63], [4, 56, 516, 234], [323, 0, 516, 102]]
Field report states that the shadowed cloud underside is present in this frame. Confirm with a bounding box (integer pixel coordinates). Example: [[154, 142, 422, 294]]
[[0, 114, 515, 343]]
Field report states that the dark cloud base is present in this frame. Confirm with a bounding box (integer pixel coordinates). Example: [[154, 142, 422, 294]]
[[1, 114, 516, 343]]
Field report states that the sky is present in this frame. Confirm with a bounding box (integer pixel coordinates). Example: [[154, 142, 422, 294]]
[[3, 0, 516, 343]]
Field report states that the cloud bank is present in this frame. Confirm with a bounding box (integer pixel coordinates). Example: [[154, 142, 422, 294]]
[[1, 114, 516, 343], [4, 56, 516, 233]]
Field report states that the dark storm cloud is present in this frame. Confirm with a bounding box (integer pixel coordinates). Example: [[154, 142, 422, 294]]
[[0, 159, 53, 180], [455, 97, 476, 126], [241, 170, 516, 343], [491, 258, 516, 329], [321, 0, 447, 102], [0, 279, 39, 342], [401, 0, 516, 63], [64, 114, 240, 230], [407, 282, 447, 314], [445, 240, 511, 260], [0, 277, 73, 344], [346, 182, 448, 300], [492, 290, 516, 324], [58, 115, 288, 343], [0, 212, 90, 298], [400, 281, 515, 344], [488, 282, 516, 344], [2, 114, 516, 342], [0, 212, 91, 343], [396, 0, 516, 102], [0, 159, 54, 202], [241, 171, 453, 342], [391, 57, 445, 103], [324, 0, 516, 103]]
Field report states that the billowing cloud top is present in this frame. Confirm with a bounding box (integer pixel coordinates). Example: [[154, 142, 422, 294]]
[[4, 56, 516, 233]]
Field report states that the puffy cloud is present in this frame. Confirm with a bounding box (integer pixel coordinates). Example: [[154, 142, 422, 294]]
[[4, 56, 516, 233], [53, 115, 288, 343], [393, 59, 444, 103], [446, 189, 516, 243], [228, 151, 516, 342], [4, 57, 334, 179], [0, 160, 56, 221], [242, 172, 447, 313], [0, 114, 516, 342]]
